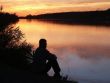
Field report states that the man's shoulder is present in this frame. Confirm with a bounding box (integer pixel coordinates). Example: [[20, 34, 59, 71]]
[[47, 53, 57, 60]]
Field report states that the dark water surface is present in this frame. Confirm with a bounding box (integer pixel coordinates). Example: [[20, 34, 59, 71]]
[[16, 19, 110, 83]]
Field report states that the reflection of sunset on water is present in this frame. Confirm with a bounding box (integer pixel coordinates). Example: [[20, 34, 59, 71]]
[[17, 19, 110, 47], [16, 19, 110, 83]]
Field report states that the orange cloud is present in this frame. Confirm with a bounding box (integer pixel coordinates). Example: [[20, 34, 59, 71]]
[[2, 1, 110, 16]]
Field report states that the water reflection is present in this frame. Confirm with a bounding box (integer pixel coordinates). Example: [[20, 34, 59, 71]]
[[17, 19, 110, 83], [16, 19, 110, 46], [50, 45, 110, 83]]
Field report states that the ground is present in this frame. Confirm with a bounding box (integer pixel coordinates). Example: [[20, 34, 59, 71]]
[[0, 63, 77, 83]]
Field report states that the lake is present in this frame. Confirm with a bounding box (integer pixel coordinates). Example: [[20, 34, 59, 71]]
[[16, 19, 110, 83]]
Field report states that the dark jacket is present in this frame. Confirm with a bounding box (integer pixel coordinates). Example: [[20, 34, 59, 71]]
[[33, 47, 57, 65]]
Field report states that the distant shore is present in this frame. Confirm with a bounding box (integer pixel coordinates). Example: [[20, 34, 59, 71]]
[[19, 9, 110, 26]]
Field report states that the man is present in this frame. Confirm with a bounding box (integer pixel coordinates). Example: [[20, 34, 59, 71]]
[[33, 39, 61, 78]]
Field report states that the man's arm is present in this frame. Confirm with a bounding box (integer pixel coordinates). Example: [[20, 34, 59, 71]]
[[46, 50, 57, 60]]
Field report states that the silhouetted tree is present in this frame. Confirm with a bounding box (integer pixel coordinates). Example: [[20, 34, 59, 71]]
[[0, 26, 23, 48], [0, 24, 33, 69], [0, 13, 33, 70]]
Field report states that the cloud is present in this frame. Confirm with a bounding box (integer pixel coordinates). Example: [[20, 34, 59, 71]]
[[1, 0, 110, 16]]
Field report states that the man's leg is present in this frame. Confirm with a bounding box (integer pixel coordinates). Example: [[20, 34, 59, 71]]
[[50, 59, 61, 79], [51, 59, 61, 73], [45, 59, 61, 76]]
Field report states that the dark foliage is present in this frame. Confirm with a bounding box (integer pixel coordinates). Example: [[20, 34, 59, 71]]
[[0, 12, 33, 70], [0, 12, 19, 31]]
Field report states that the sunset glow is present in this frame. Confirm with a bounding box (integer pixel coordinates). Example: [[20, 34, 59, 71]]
[[1, 0, 110, 16], [1, 1, 110, 82], [16, 19, 110, 47]]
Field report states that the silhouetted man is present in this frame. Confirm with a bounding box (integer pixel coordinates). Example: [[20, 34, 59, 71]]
[[33, 39, 61, 78]]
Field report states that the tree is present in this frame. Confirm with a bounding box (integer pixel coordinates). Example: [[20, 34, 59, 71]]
[[0, 15, 33, 69]]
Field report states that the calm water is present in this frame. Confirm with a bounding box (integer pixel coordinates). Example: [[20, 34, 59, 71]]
[[17, 19, 110, 83]]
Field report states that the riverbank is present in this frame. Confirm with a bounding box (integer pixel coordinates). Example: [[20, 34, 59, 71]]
[[0, 63, 77, 83]]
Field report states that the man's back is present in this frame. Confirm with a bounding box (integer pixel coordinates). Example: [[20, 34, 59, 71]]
[[33, 48, 47, 64], [33, 47, 57, 63]]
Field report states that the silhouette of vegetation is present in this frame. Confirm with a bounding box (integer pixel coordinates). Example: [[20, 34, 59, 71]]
[[0, 12, 33, 70], [0, 12, 19, 30], [22, 9, 110, 26]]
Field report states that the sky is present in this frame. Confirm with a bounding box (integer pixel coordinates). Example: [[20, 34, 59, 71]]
[[0, 0, 110, 16]]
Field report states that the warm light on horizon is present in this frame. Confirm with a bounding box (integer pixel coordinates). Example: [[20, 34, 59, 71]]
[[1, 1, 110, 16]]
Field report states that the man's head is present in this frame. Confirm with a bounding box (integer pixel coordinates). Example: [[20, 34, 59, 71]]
[[39, 39, 47, 49]]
